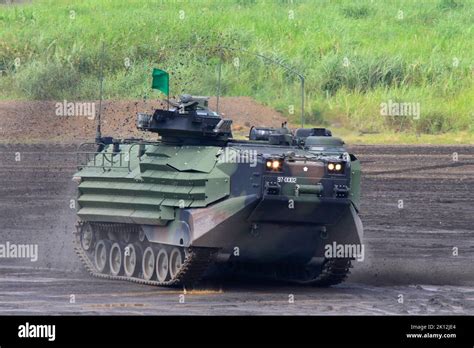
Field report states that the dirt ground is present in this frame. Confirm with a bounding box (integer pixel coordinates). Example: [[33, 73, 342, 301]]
[[0, 98, 286, 143], [0, 143, 473, 315]]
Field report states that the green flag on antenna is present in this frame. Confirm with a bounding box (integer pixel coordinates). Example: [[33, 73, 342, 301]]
[[151, 68, 169, 95]]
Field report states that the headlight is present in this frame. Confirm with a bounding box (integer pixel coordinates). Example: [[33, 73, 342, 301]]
[[265, 158, 283, 172], [327, 162, 344, 174]]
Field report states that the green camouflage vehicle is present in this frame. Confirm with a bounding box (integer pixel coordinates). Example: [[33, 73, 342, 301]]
[[73, 95, 363, 287]]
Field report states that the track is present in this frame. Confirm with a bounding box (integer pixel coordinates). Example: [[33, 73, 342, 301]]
[[74, 221, 351, 287], [74, 222, 217, 287], [0, 144, 473, 314]]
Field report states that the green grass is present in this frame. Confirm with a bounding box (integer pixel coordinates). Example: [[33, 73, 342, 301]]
[[340, 131, 474, 145], [306, 127, 474, 145], [0, 0, 473, 138]]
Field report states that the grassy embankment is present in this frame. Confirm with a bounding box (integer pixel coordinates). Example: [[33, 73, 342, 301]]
[[0, 0, 473, 143]]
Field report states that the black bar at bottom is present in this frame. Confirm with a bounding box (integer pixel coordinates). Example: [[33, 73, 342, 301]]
[[0, 316, 472, 346]]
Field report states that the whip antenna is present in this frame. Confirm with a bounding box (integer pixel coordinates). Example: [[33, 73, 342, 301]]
[[95, 42, 105, 145]]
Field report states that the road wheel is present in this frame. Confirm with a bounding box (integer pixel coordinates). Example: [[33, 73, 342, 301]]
[[142, 247, 155, 281], [80, 223, 95, 252], [94, 240, 111, 273], [124, 243, 142, 277], [109, 242, 122, 276], [156, 248, 169, 282], [169, 247, 184, 279]]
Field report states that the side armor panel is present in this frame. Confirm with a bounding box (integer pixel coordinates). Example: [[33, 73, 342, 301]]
[[76, 144, 230, 225]]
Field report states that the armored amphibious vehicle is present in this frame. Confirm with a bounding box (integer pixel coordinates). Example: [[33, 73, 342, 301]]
[[73, 95, 363, 287]]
